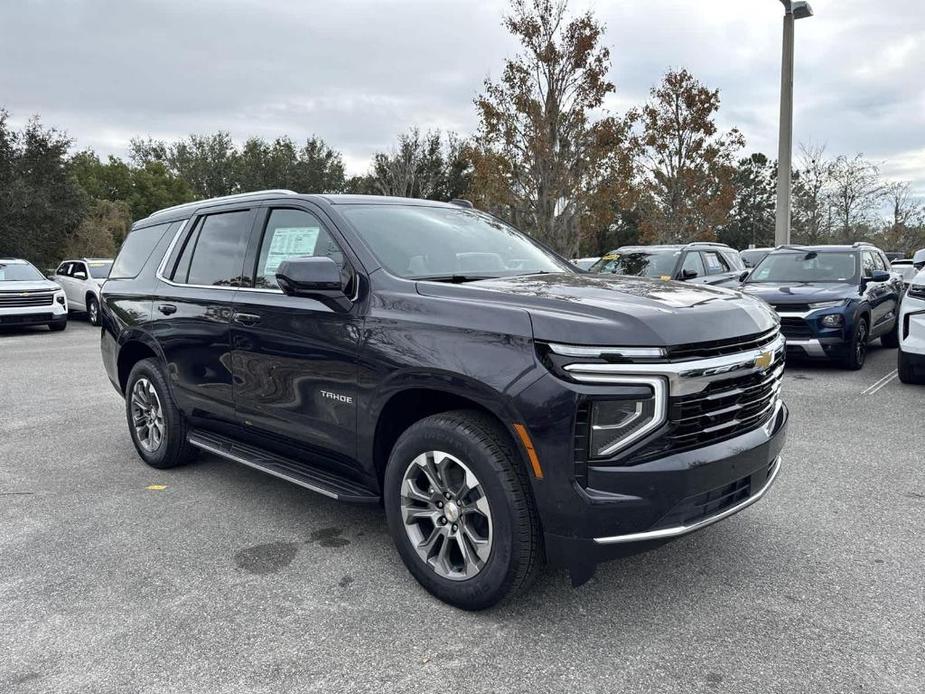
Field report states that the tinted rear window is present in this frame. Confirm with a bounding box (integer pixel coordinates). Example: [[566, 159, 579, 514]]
[[185, 211, 253, 287], [109, 222, 174, 279]]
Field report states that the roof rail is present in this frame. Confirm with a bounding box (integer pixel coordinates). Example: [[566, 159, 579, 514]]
[[851, 241, 875, 248], [775, 244, 807, 252], [450, 198, 474, 208], [146, 190, 298, 220], [683, 241, 729, 249]]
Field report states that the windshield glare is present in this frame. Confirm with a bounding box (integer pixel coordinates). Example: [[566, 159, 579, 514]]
[[748, 252, 859, 283], [590, 251, 679, 278], [88, 262, 113, 279], [340, 205, 571, 279], [0, 262, 45, 282]]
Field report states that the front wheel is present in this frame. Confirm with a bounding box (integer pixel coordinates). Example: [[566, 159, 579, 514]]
[[898, 350, 925, 384], [125, 358, 197, 469], [841, 317, 869, 370], [384, 410, 541, 610]]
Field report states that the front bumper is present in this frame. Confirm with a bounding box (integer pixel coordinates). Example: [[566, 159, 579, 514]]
[[0, 308, 67, 327], [899, 300, 925, 357], [541, 400, 788, 581]]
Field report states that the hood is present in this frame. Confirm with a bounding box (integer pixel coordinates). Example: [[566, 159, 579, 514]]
[[739, 282, 858, 305], [416, 273, 777, 346], [0, 280, 61, 293]]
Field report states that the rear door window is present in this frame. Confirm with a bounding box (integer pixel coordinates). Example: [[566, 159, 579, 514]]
[[110, 222, 174, 279], [185, 210, 254, 287]]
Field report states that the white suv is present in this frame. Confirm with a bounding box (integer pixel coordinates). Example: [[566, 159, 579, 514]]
[[53, 258, 113, 325], [0, 258, 68, 331], [898, 265, 925, 384]]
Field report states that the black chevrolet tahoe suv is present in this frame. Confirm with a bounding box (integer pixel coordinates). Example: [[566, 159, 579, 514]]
[[101, 191, 788, 610]]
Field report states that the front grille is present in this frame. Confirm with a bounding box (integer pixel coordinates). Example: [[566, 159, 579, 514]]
[[603, 360, 783, 466], [771, 303, 811, 313], [779, 317, 812, 339], [0, 291, 54, 308], [667, 327, 779, 361]]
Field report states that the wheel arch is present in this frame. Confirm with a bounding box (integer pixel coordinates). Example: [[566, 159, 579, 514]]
[[368, 380, 532, 491], [116, 333, 165, 394]]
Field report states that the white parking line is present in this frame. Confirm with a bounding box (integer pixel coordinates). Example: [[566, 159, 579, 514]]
[[861, 370, 898, 395]]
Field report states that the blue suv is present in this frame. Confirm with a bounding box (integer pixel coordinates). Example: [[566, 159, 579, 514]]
[[739, 244, 902, 369]]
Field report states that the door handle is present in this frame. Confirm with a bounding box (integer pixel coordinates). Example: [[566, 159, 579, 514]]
[[157, 304, 177, 315], [233, 312, 261, 325]]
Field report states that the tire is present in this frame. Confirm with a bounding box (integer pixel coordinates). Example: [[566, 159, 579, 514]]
[[125, 357, 197, 469], [48, 320, 67, 332], [87, 295, 100, 326], [383, 410, 541, 610], [898, 350, 925, 384], [841, 316, 869, 370]]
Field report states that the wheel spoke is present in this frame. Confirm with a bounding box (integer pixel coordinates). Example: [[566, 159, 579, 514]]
[[400, 450, 492, 582]]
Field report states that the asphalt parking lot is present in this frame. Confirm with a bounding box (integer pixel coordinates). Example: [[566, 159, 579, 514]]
[[1, 320, 923, 693]]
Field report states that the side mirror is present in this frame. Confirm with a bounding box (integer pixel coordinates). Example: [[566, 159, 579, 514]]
[[276, 256, 352, 312], [74, 271, 88, 280], [738, 270, 750, 282], [679, 269, 698, 280], [869, 270, 890, 283]]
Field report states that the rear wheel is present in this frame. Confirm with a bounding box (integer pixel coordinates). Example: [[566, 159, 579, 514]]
[[87, 296, 100, 326], [841, 317, 868, 370], [125, 358, 197, 469], [384, 410, 541, 610], [898, 350, 925, 384]]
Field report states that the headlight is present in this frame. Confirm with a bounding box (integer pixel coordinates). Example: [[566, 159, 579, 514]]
[[909, 284, 925, 300], [820, 314, 843, 328], [589, 378, 667, 457], [808, 300, 845, 310]]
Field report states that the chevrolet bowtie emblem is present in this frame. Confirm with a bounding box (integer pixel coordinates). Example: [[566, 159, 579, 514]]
[[755, 351, 774, 370]]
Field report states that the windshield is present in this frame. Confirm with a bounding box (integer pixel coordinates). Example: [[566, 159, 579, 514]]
[[87, 261, 113, 279], [0, 262, 45, 282], [740, 250, 769, 267], [747, 251, 859, 283], [339, 205, 571, 279], [590, 250, 679, 278]]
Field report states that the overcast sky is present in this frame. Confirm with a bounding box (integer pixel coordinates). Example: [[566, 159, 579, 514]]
[[2, 0, 923, 192]]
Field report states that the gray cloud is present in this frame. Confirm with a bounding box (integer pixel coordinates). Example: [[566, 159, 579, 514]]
[[2, 0, 923, 191]]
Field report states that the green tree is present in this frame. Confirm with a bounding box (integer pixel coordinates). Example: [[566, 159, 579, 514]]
[[0, 112, 86, 267], [718, 153, 777, 250]]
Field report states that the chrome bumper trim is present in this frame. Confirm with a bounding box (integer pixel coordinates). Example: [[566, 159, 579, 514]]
[[784, 337, 827, 357], [593, 455, 782, 545]]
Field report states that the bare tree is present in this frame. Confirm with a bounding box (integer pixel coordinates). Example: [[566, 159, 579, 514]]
[[791, 143, 833, 244], [827, 154, 883, 242]]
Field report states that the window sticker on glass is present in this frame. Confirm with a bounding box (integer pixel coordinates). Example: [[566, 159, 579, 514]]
[[264, 227, 320, 275]]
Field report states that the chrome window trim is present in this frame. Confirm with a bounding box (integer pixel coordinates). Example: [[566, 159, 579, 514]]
[[590, 376, 668, 457], [593, 453, 783, 545], [564, 333, 785, 397]]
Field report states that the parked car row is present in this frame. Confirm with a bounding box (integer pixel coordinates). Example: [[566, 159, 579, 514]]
[[0, 256, 114, 331]]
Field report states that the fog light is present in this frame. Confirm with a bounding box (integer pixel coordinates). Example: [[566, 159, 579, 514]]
[[821, 314, 842, 328], [55, 295, 65, 305]]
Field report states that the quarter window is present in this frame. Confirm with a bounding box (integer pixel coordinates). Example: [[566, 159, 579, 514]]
[[184, 211, 253, 287], [110, 222, 174, 280], [255, 209, 346, 289]]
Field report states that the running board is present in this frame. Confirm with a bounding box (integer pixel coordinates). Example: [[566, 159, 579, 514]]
[[188, 430, 380, 504]]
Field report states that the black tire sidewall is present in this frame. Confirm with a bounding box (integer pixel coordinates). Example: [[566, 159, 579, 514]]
[[88, 296, 100, 326], [384, 416, 526, 610], [843, 317, 868, 369]]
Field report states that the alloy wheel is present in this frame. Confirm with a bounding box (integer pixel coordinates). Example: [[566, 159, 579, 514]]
[[130, 378, 165, 452], [857, 322, 868, 364], [89, 301, 98, 325], [400, 450, 493, 581]]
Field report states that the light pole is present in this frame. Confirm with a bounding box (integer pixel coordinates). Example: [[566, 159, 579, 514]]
[[774, 0, 813, 246]]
